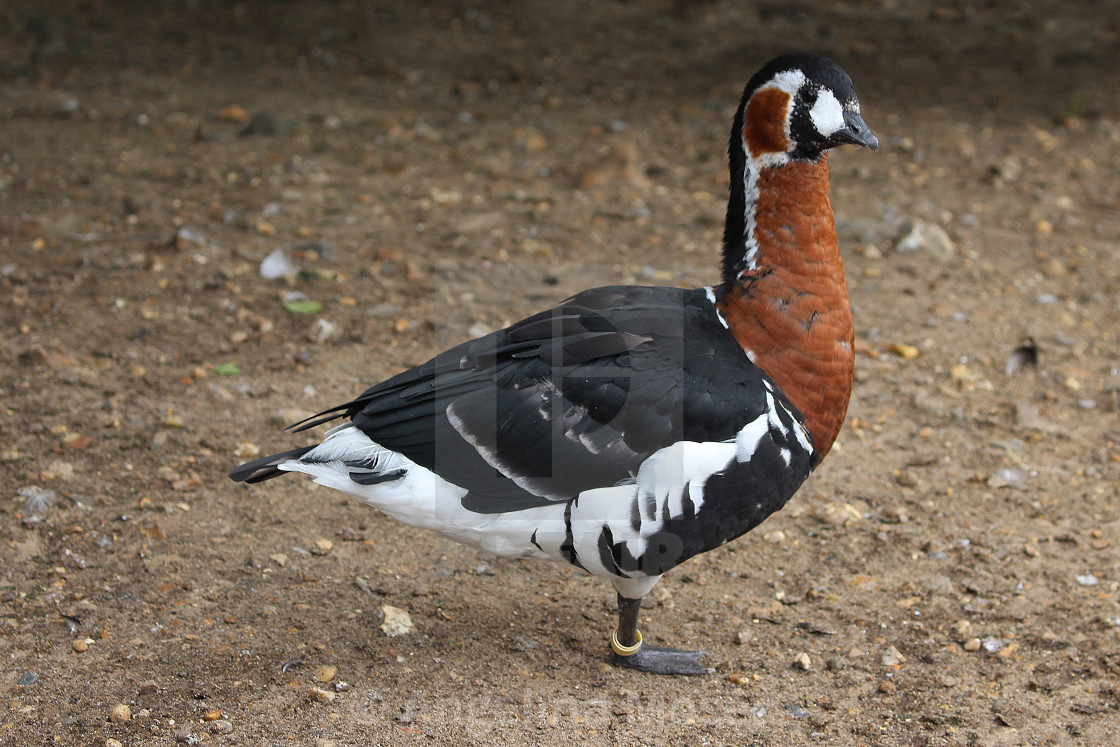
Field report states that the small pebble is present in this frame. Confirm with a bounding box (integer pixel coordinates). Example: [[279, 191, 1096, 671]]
[[312, 538, 334, 555], [577, 142, 648, 189], [45, 460, 75, 480], [234, 441, 260, 459], [309, 687, 337, 703], [881, 646, 906, 667], [812, 501, 864, 526], [923, 540, 947, 559], [981, 636, 1006, 653], [1075, 574, 1099, 587], [953, 620, 973, 639], [380, 605, 414, 637], [202, 708, 222, 721], [924, 575, 954, 595], [72, 638, 89, 653], [16, 672, 38, 687], [209, 719, 234, 735], [172, 225, 207, 249], [794, 652, 811, 671], [259, 248, 297, 279], [174, 728, 200, 744], [877, 680, 897, 695], [468, 322, 493, 338], [314, 665, 338, 683], [308, 319, 343, 343], [880, 505, 908, 523], [963, 638, 982, 652], [241, 110, 280, 136], [455, 211, 507, 235], [110, 703, 131, 724], [895, 219, 955, 260], [270, 409, 315, 428], [733, 630, 752, 645], [219, 104, 250, 123]]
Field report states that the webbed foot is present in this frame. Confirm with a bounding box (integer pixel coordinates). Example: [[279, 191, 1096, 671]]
[[611, 642, 712, 675], [610, 628, 712, 675]]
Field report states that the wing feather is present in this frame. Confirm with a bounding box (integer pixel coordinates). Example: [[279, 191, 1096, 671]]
[[294, 286, 786, 512]]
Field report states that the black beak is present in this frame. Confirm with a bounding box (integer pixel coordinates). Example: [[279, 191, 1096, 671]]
[[834, 110, 879, 151]]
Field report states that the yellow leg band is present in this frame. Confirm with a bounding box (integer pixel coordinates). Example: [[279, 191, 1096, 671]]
[[610, 628, 643, 657]]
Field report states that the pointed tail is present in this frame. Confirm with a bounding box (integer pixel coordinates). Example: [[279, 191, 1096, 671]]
[[228, 445, 316, 484]]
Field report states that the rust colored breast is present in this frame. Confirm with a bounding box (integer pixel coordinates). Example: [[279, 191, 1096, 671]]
[[718, 156, 854, 458]]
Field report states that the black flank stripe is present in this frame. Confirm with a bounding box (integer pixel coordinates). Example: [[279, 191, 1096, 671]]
[[596, 525, 625, 577], [530, 529, 543, 553], [769, 422, 788, 450], [559, 500, 586, 571], [777, 403, 801, 440], [641, 489, 657, 523], [349, 469, 406, 486], [681, 482, 696, 520]]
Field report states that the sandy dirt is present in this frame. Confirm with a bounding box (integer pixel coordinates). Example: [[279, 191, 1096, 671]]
[[2, 1, 1119, 744]]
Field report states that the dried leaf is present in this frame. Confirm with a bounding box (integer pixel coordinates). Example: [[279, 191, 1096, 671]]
[[284, 299, 323, 315]]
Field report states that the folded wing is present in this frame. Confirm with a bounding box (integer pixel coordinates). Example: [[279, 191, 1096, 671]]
[[292, 286, 789, 513]]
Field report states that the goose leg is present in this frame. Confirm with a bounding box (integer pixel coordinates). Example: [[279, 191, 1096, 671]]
[[610, 594, 712, 675]]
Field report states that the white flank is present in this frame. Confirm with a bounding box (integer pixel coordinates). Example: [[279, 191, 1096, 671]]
[[562, 439, 736, 587], [275, 408, 807, 594], [733, 409, 771, 462], [278, 424, 567, 559]]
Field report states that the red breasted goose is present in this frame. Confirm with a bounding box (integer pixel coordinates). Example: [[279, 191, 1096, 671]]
[[230, 53, 878, 675]]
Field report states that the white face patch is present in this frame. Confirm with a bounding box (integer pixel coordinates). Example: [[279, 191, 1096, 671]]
[[808, 88, 846, 138]]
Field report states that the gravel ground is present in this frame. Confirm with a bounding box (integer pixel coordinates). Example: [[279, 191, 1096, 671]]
[[2, 1, 1119, 745]]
